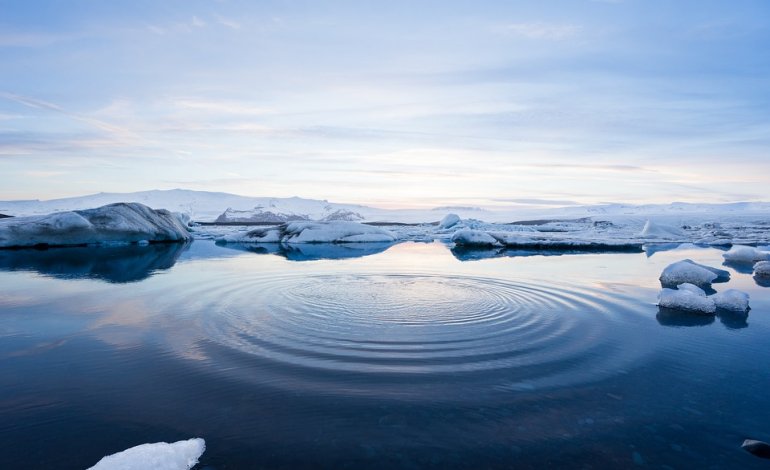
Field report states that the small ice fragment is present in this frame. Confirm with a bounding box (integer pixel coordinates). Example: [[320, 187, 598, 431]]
[[450, 229, 500, 247], [754, 261, 770, 278], [723, 245, 770, 263], [88, 438, 205, 470], [657, 283, 716, 314], [438, 213, 461, 229], [659, 260, 720, 288], [711, 289, 750, 313]]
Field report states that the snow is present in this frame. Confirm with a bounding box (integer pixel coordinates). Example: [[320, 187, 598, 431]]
[[659, 259, 729, 288], [0, 203, 191, 248], [754, 261, 770, 278], [722, 245, 770, 263], [450, 229, 500, 247], [218, 221, 397, 244], [87, 438, 205, 470], [657, 283, 716, 314], [711, 289, 750, 313], [438, 213, 461, 229], [639, 220, 685, 239]]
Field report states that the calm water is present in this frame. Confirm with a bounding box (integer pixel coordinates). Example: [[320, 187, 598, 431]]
[[1, 241, 769, 469]]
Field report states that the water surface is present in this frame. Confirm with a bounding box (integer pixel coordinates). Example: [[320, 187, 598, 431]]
[[1, 241, 769, 468]]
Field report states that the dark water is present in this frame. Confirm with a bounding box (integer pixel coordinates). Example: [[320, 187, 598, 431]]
[[1, 241, 769, 469]]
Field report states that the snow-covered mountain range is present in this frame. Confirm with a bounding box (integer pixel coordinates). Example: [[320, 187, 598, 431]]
[[1, 189, 769, 224]]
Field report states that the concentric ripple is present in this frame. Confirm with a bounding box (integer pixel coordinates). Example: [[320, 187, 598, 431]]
[[157, 270, 650, 396]]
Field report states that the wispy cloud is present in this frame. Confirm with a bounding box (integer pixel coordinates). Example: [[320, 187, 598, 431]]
[[0, 92, 136, 140], [216, 15, 241, 30], [496, 22, 582, 40]]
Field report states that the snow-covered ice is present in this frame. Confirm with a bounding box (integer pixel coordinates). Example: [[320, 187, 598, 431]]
[[723, 245, 770, 263], [218, 221, 397, 244], [639, 220, 685, 239], [711, 289, 750, 313], [450, 229, 500, 247], [87, 438, 205, 470], [0, 203, 191, 248], [659, 259, 729, 288], [657, 283, 717, 314], [754, 261, 770, 278], [438, 213, 461, 229]]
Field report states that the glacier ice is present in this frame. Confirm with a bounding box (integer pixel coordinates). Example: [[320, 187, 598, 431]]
[[450, 229, 501, 247], [639, 220, 685, 239], [754, 261, 770, 278], [659, 259, 729, 288], [711, 289, 750, 313], [0, 203, 191, 248], [218, 221, 396, 244], [657, 283, 716, 314], [87, 438, 205, 470], [438, 213, 461, 229], [723, 245, 770, 263]]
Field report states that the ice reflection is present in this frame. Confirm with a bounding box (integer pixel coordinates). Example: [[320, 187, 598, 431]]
[[0, 243, 188, 283], [216, 241, 396, 261]]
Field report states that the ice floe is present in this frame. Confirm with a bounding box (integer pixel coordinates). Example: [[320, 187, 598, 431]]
[[722, 245, 770, 263], [754, 261, 770, 278], [659, 259, 730, 288], [450, 229, 500, 247], [438, 213, 461, 229], [0, 203, 191, 248], [87, 438, 205, 470], [218, 221, 397, 244], [657, 283, 716, 314], [711, 289, 750, 313], [639, 220, 685, 239]]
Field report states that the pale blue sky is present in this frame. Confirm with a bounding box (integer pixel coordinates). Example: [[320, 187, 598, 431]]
[[1, 0, 769, 208]]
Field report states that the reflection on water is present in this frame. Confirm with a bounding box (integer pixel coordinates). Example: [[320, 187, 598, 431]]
[[756, 275, 770, 288], [450, 245, 644, 262], [723, 260, 756, 275], [0, 243, 187, 283], [0, 241, 769, 469], [656, 307, 716, 327], [218, 241, 395, 261]]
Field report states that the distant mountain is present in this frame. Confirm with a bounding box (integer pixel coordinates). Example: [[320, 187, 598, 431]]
[[1, 189, 769, 224]]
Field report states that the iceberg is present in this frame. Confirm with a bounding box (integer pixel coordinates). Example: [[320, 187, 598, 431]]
[[712, 289, 750, 313], [438, 213, 461, 229], [639, 220, 685, 239], [0, 203, 191, 248], [450, 229, 501, 247], [659, 259, 729, 288], [754, 261, 770, 278], [657, 283, 716, 314], [218, 221, 397, 244], [722, 245, 770, 263], [88, 438, 205, 470]]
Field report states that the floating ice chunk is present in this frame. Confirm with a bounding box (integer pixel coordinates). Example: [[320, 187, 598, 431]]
[[0, 203, 191, 248], [217, 221, 396, 244], [639, 220, 685, 239], [723, 245, 770, 263], [711, 289, 750, 313], [657, 283, 716, 314], [755, 261, 770, 278], [438, 213, 461, 229], [88, 438, 205, 470], [283, 221, 395, 243], [450, 229, 500, 247], [659, 259, 729, 288]]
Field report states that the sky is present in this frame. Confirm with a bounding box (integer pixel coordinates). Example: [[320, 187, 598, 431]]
[[1, 0, 769, 209]]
